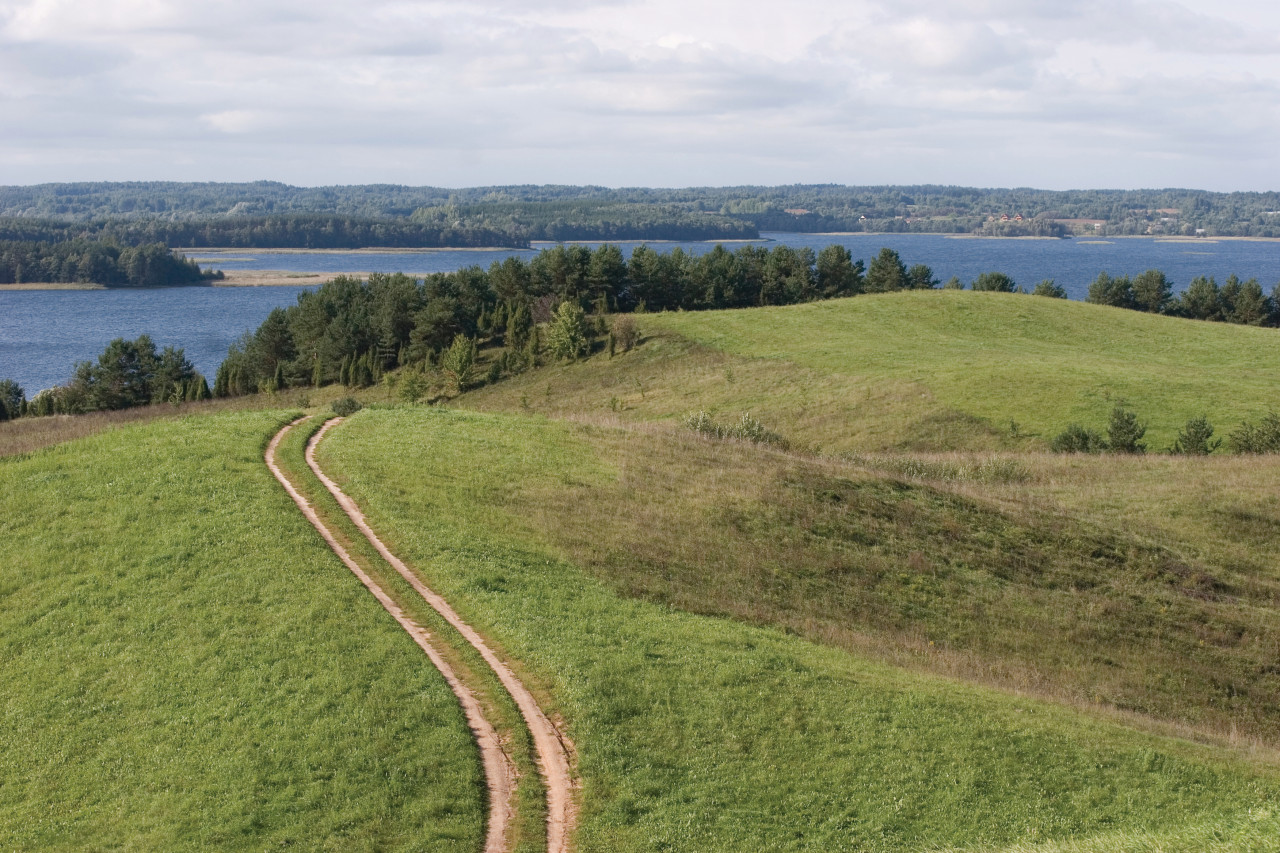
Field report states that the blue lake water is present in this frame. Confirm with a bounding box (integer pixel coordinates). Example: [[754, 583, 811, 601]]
[[3, 232, 1279, 394]]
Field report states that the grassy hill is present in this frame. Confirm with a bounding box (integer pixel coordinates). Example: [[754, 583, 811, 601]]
[[464, 291, 1280, 453], [6, 290, 1280, 850], [0, 412, 485, 850], [316, 407, 1280, 851]]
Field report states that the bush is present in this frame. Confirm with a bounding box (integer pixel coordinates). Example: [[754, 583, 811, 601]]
[[1169, 415, 1221, 455], [1087, 272, 1135, 309], [1032, 280, 1067, 299], [439, 334, 478, 394], [1051, 424, 1107, 453], [547, 301, 589, 361], [1228, 411, 1280, 453], [0, 378, 25, 421], [332, 397, 363, 417], [683, 410, 787, 448], [972, 271, 1017, 292], [612, 315, 639, 352], [1107, 405, 1147, 454]]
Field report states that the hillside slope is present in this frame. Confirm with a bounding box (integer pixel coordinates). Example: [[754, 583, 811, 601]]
[[318, 407, 1280, 852], [464, 291, 1280, 453]]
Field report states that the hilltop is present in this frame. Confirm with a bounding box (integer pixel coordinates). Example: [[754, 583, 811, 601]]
[[463, 290, 1280, 452]]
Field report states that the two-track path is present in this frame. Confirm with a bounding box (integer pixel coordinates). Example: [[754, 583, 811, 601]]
[[266, 417, 575, 853]]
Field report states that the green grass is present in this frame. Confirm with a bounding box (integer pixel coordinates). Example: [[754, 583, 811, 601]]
[[643, 291, 1280, 449], [462, 291, 1280, 453], [0, 411, 485, 851], [270, 414, 549, 853], [317, 407, 1280, 852]]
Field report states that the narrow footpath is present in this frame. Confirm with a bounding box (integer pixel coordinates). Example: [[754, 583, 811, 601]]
[[267, 416, 576, 853]]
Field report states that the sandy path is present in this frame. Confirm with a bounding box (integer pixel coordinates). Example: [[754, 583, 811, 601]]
[[307, 417, 578, 853], [265, 418, 515, 853]]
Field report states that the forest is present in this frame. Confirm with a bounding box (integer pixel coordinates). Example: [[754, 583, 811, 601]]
[[0, 239, 220, 286], [4, 182, 1280, 247]]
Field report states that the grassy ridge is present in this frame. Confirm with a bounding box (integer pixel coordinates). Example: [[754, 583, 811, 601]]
[[0, 411, 484, 850], [641, 291, 1280, 449], [318, 407, 1280, 852]]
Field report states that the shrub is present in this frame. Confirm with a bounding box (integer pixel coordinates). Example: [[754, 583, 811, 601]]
[[972, 272, 1017, 292], [942, 276, 965, 290], [1051, 424, 1107, 453], [332, 397, 362, 417], [1169, 415, 1222, 455], [1032, 279, 1067, 299], [1088, 272, 1135, 309], [440, 334, 478, 394], [1106, 405, 1147, 454], [0, 379, 25, 421], [683, 410, 787, 448], [547, 301, 589, 361], [398, 368, 430, 403], [612, 315, 639, 352], [1228, 411, 1280, 453]]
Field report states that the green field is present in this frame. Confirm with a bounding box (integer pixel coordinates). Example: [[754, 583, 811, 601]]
[[0, 411, 485, 850], [464, 291, 1280, 453], [316, 407, 1280, 852], [6, 290, 1280, 850]]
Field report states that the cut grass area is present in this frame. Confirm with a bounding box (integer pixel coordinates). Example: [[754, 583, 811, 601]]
[[463, 291, 1280, 453], [318, 406, 1280, 851], [0, 411, 485, 851]]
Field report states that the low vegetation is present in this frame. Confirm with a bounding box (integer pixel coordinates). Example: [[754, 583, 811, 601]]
[[0, 412, 486, 850]]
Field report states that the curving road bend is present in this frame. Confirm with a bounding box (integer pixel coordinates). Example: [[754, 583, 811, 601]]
[[266, 417, 516, 853], [304, 417, 577, 853]]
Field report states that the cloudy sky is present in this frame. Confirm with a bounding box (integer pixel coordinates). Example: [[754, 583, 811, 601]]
[[2, 0, 1279, 190]]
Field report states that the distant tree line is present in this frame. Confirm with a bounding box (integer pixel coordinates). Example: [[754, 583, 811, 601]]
[[6, 181, 1280, 239], [0, 240, 219, 286], [0, 215, 528, 250]]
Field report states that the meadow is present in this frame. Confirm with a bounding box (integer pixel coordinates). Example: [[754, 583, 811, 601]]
[[315, 407, 1280, 851], [0, 411, 486, 850], [464, 291, 1280, 452], [6, 290, 1280, 850]]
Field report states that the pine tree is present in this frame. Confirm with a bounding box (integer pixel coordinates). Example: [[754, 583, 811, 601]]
[[312, 355, 324, 388], [1107, 405, 1147, 454], [213, 363, 229, 398], [273, 363, 286, 393]]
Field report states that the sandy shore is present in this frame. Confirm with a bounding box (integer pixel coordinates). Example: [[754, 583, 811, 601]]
[[212, 270, 335, 287], [0, 282, 105, 291]]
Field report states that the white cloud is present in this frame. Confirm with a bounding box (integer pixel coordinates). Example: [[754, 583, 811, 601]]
[[0, 0, 1279, 188]]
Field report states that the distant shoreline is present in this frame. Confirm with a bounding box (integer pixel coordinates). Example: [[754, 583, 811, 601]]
[[184, 246, 534, 255], [0, 282, 106, 291]]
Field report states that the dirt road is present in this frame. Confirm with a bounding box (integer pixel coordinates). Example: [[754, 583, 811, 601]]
[[266, 418, 515, 853], [305, 417, 577, 853], [268, 416, 577, 852]]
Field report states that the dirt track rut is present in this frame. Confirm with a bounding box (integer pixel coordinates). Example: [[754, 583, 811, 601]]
[[269, 416, 576, 853]]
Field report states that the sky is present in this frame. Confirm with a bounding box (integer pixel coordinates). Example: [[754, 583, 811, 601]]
[[2, 0, 1279, 190]]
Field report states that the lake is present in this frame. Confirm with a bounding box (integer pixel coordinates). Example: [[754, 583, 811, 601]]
[[3, 233, 1279, 394]]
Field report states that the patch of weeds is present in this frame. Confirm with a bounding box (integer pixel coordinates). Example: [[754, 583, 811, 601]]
[[684, 410, 788, 449]]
